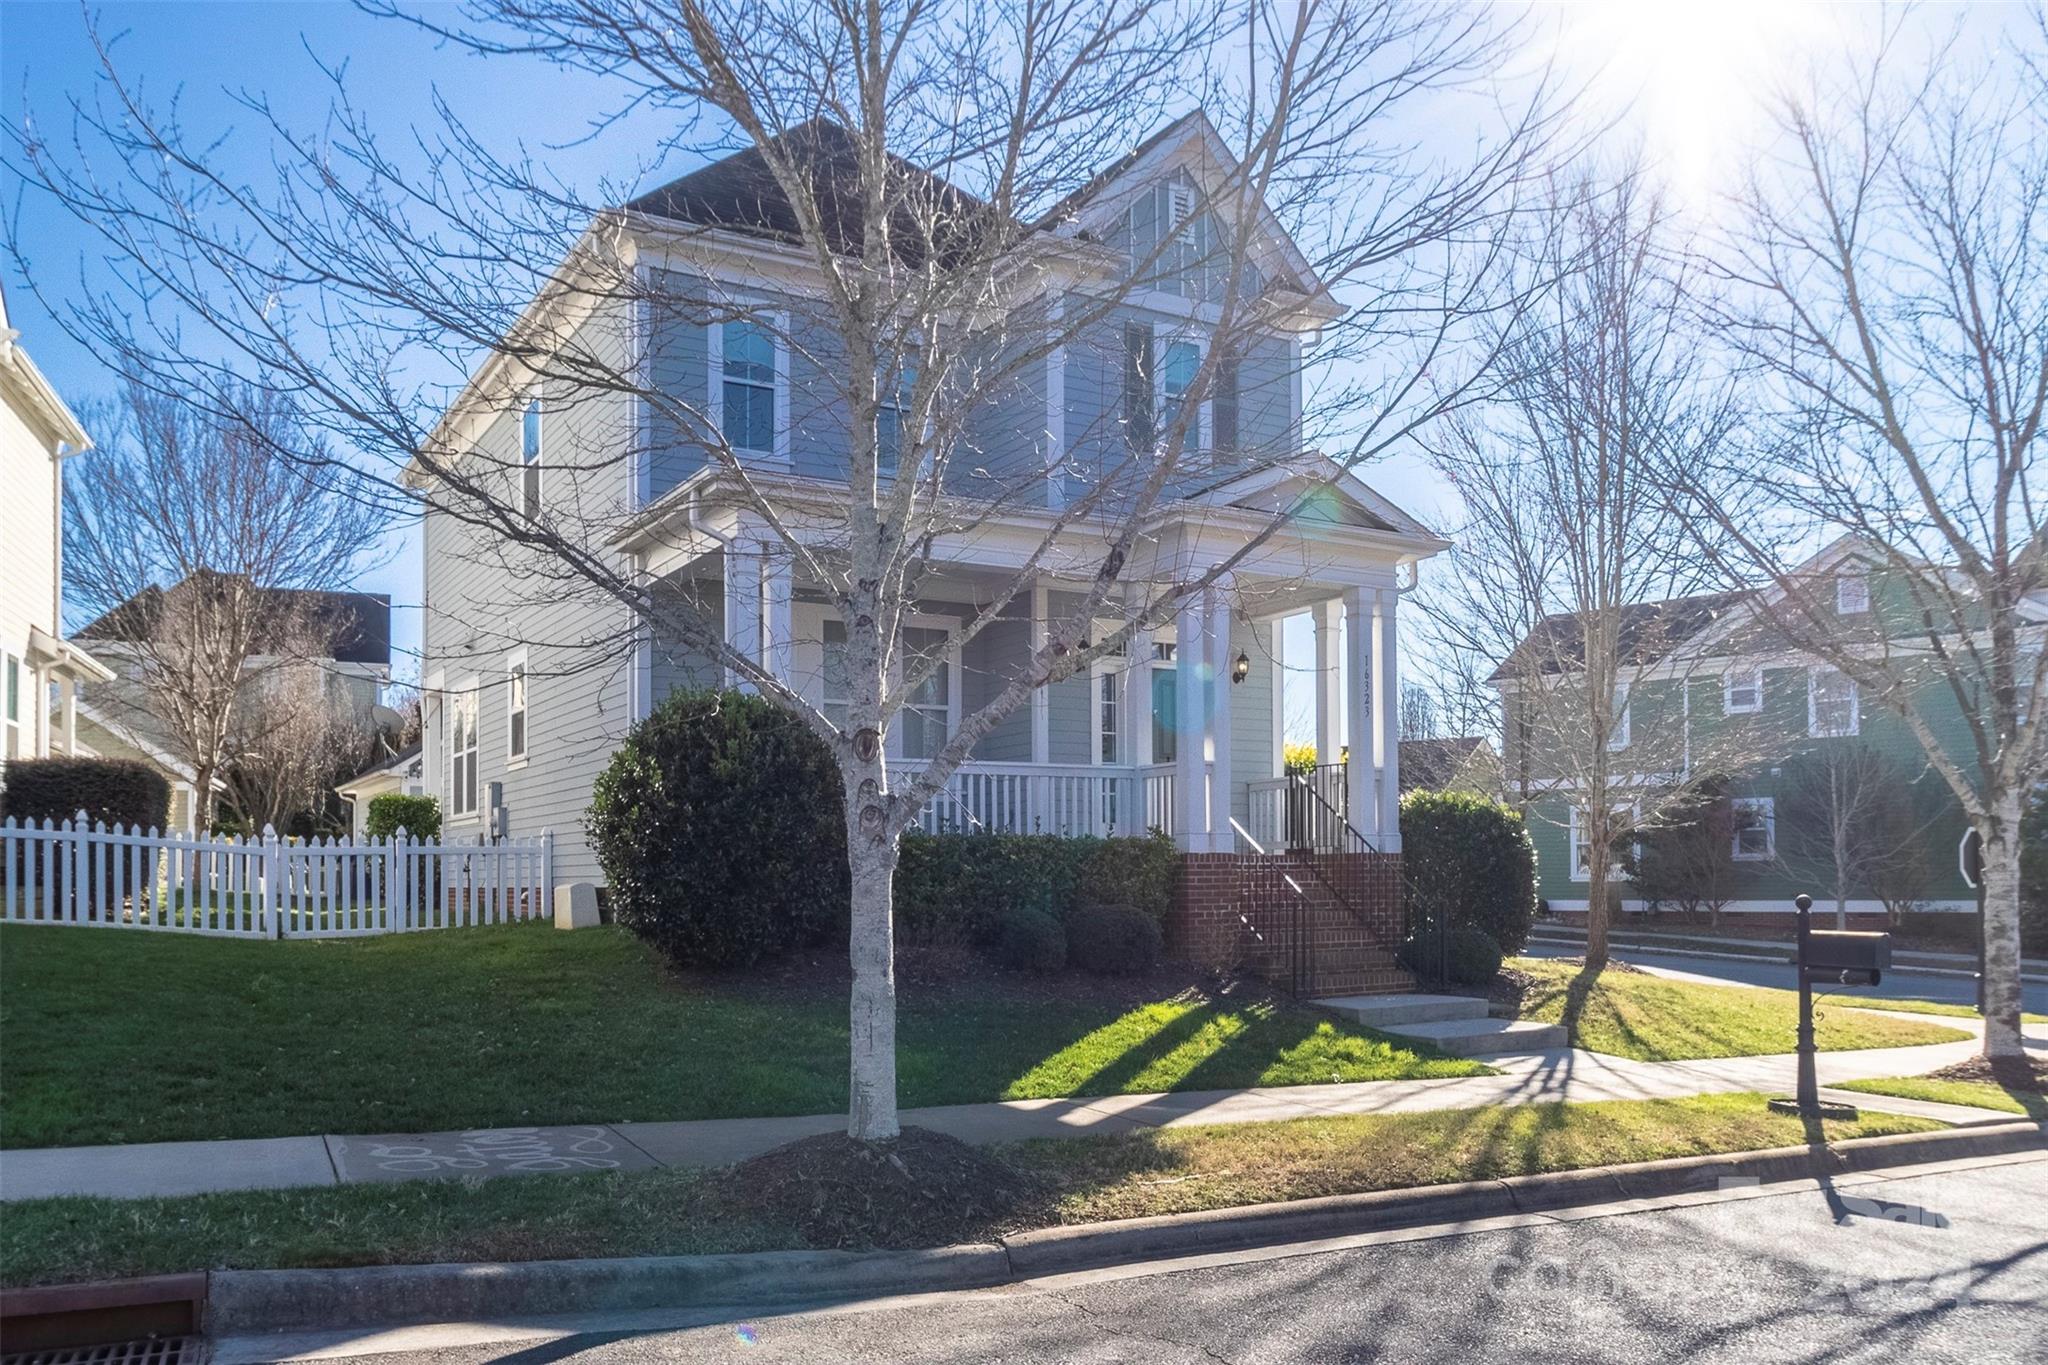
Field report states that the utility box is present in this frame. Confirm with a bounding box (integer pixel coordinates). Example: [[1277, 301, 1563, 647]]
[[1806, 929, 1891, 985], [554, 881, 600, 931]]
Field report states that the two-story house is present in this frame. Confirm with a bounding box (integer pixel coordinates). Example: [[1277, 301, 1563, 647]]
[[1498, 537, 1999, 922], [412, 114, 1445, 980], [0, 284, 113, 777], [69, 578, 393, 831]]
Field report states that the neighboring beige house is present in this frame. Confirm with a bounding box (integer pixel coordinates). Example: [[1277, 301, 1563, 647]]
[[0, 284, 113, 782], [336, 741, 424, 836]]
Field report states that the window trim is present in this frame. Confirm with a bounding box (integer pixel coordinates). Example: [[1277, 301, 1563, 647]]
[[520, 397, 543, 520], [1835, 572, 1870, 615], [505, 649, 530, 767], [1730, 796, 1775, 861], [1607, 684, 1632, 751], [895, 613, 959, 764], [1722, 666, 1763, 716], [1, 650, 22, 764], [1807, 666, 1860, 738], [709, 313, 790, 463], [447, 677, 481, 821], [1156, 334, 1209, 455]]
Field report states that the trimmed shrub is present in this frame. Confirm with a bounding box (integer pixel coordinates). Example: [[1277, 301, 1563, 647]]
[[1066, 904, 1162, 975], [995, 906, 1068, 973], [587, 690, 848, 969], [1399, 790, 1537, 954], [894, 830, 1176, 948], [0, 757, 170, 830], [366, 793, 442, 841], [1399, 922, 1504, 986]]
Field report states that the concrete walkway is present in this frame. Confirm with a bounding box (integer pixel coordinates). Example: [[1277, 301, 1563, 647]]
[[6, 1020, 2039, 1205]]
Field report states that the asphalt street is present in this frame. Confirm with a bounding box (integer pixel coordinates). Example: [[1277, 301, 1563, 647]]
[[252, 1153, 2048, 1365], [1524, 941, 2048, 1014]]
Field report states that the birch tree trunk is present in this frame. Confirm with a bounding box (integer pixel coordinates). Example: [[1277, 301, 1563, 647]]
[[1979, 795, 2027, 1061], [845, 793, 901, 1141]]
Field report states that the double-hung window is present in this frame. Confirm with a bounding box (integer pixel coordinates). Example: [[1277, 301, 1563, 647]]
[[1808, 667, 1859, 737], [506, 652, 529, 763], [1, 651, 21, 762], [1731, 797, 1775, 860], [448, 683, 480, 818], [820, 620, 850, 732], [1723, 667, 1763, 715], [1158, 340, 1200, 451], [898, 625, 953, 761], [521, 399, 543, 519], [1569, 804, 1630, 881], [1150, 641, 1178, 764], [1607, 685, 1631, 751], [1836, 572, 1869, 615], [721, 319, 778, 455], [876, 357, 917, 478]]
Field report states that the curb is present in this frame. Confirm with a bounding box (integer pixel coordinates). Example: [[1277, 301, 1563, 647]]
[[197, 1121, 2046, 1338]]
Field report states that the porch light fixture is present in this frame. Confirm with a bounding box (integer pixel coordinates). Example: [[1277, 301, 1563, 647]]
[[1232, 651, 1251, 685]]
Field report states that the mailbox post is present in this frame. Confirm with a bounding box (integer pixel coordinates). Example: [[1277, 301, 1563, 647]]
[[1769, 893, 1891, 1121]]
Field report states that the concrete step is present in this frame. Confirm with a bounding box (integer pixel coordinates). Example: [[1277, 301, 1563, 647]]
[[1371, 1016, 1570, 1057], [1313, 992, 1493, 1028]]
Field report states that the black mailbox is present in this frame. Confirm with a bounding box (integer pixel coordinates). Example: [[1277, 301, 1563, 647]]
[[1806, 930, 1891, 985]]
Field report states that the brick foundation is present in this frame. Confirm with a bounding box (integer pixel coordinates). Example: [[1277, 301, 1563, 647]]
[[1169, 850, 1412, 996]]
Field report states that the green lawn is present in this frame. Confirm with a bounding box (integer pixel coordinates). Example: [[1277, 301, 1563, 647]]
[[0, 1093, 1937, 1287], [0, 924, 1484, 1148], [1832, 1075, 2047, 1118], [1504, 958, 1973, 1061]]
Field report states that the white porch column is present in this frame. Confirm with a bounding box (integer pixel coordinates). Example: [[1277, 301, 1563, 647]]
[[58, 677, 77, 756], [1342, 586, 1376, 842], [1205, 585, 1234, 849], [722, 540, 762, 690], [1029, 584, 1050, 765], [1174, 593, 1207, 850], [1313, 599, 1342, 765], [1374, 587, 1402, 848], [763, 545, 793, 687]]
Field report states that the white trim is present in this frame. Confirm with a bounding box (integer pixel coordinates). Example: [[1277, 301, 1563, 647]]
[[1835, 571, 1870, 615], [1722, 665, 1763, 716], [709, 312, 790, 465], [1730, 796, 1775, 861], [1807, 665, 1860, 738], [1608, 684, 1631, 751], [505, 648, 530, 767]]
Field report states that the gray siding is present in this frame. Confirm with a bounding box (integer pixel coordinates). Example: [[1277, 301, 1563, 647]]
[[422, 296, 638, 883], [962, 604, 1032, 762]]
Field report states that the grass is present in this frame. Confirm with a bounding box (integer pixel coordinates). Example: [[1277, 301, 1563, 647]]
[[0, 1093, 1938, 1287], [1503, 957, 1973, 1061], [1824, 995, 2048, 1026], [1831, 1075, 2045, 1118], [0, 923, 1484, 1149]]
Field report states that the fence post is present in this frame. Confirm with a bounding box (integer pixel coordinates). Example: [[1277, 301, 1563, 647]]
[[261, 825, 282, 939], [388, 829, 404, 934], [541, 829, 554, 920]]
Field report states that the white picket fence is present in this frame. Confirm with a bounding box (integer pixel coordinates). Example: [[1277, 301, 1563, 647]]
[[0, 815, 553, 939]]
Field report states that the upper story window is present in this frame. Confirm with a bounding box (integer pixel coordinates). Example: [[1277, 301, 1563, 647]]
[[1808, 666, 1859, 737], [520, 399, 543, 519], [876, 357, 917, 477], [1835, 571, 1869, 615], [721, 319, 779, 455], [506, 652, 529, 763], [1159, 340, 1200, 449], [1607, 684, 1631, 751], [1723, 666, 1763, 715]]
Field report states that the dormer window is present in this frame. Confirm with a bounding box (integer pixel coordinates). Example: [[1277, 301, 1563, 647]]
[[1836, 571, 1869, 615]]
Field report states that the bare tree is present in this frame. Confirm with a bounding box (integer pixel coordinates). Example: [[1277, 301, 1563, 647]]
[[63, 382, 389, 829], [1434, 164, 1758, 969], [220, 641, 388, 835], [1620, 777, 1743, 929], [1777, 744, 1942, 931], [1676, 16, 2046, 1058], [11, 1, 1553, 1144]]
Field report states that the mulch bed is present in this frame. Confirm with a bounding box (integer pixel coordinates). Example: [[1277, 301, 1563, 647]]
[[1920, 1055, 2048, 1093], [696, 1125, 1052, 1249]]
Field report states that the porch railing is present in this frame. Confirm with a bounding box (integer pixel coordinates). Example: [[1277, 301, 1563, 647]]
[[915, 762, 1175, 839], [1247, 762, 1357, 853]]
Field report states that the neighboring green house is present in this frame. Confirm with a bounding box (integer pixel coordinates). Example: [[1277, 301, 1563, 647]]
[[1494, 537, 2006, 921]]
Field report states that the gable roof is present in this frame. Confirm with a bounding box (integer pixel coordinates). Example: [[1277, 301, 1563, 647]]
[[1488, 590, 1754, 683], [77, 574, 392, 668], [627, 119, 993, 265]]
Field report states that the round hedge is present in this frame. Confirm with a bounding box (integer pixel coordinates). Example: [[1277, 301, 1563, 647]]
[[1066, 904, 1162, 975], [588, 689, 848, 969], [1399, 790, 1537, 954], [365, 793, 442, 841], [996, 906, 1068, 973], [1398, 921, 1504, 986]]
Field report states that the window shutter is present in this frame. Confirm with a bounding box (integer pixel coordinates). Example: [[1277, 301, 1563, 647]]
[[1213, 356, 1240, 455]]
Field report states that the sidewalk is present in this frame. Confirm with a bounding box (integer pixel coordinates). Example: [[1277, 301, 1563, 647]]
[[6, 1026, 2037, 1204]]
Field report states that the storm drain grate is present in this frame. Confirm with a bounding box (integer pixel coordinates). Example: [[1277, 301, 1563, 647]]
[[3, 1338, 196, 1365]]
